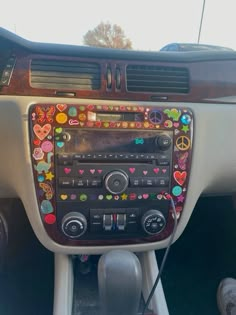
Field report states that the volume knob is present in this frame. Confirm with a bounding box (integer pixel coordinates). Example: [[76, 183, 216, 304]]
[[104, 170, 129, 195], [141, 210, 166, 235]]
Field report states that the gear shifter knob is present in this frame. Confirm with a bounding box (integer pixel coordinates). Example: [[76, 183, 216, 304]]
[[98, 250, 142, 315]]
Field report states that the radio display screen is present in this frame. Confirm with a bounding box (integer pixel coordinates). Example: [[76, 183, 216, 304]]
[[60, 129, 172, 154]]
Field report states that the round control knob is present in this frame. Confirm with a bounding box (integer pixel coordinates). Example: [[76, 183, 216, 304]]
[[156, 134, 172, 151], [61, 212, 87, 238], [104, 170, 129, 195], [141, 210, 166, 235]]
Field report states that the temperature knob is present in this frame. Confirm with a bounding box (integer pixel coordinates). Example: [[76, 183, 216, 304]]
[[104, 170, 129, 194], [61, 212, 87, 238], [141, 210, 166, 235]]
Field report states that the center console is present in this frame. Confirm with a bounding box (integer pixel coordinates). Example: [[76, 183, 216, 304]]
[[29, 103, 193, 246]]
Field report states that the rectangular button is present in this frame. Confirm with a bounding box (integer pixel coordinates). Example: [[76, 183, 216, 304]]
[[90, 222, 103, 232], [58, 154, 73, 165], [74, 179, 88, 187], [130, 178, 142, 187], [58, 178, 74, 187], [143, 178, 155, 187], [117, 214, 126, 231], [88, 179, 102, 187], [155, 178, 169, 187]]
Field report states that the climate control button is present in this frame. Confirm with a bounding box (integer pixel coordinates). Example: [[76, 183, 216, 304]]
[[61, 212, 87, 238], [141, 210, 166, 235]]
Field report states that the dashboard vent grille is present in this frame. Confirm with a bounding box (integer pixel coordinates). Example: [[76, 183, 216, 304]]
[[30, 59, 101, 90], [126, 65, 189, 93]]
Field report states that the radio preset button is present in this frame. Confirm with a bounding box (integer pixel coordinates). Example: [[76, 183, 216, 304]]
[[59, 178, 74, 188], [58, 154, 73, 165], [130, 178, 142, 187]]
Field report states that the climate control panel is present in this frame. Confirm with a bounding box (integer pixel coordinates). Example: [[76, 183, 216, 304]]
[[29, 103, 193, 246]]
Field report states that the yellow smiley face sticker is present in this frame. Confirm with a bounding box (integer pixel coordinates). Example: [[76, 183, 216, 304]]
[[56, 113, 68, 124]]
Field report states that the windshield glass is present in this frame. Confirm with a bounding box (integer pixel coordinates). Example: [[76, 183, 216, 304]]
[[0, 0, 235, 51]]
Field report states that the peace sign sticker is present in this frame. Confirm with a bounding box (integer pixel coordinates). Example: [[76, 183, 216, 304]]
[[176, 136, 191, 151]]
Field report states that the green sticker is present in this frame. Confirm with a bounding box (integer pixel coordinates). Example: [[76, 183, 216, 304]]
[[68, 107, 77, 117], [172, 186, 182, 197], [40, 200, 53, 214], [80, 194, 88, 202]]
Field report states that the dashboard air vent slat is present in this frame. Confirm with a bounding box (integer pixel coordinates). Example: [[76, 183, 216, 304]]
[[31, 59, 101, 90], [126, 65, 189, 93]]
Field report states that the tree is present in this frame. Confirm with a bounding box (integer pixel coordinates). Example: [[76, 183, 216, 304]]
[[83, 22, 132, 49]]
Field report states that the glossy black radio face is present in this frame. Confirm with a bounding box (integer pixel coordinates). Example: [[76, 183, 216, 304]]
[[57, 129, 171, 154]]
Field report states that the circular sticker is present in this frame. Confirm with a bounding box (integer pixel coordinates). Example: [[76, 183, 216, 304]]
[[41, 141, 53, 153], [181, 114, 191, 125], [56, 113, 68, 124], [164, 120, 173, 128], [176, 136, 191, 151], [79, 113, 87, 121], [68, 107, 77, 117], [172, 186, 182, 196]]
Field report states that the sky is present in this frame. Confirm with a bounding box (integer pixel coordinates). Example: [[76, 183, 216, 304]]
[[1, 0, 236, 51]]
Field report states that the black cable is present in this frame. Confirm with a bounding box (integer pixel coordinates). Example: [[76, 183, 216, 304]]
[[142, 194, 178, 315]]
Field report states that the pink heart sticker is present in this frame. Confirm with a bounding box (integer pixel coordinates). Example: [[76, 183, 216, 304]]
[[143, 170, 148, 175], [143, 194, 149, 199], [129, 168, 135, 174], [64, 168, 71, 174], [33, 124, 51, 140], [162, 169, 167, 174], [97, 170, 102, 174], [78, 170, 84, 175], [90, 169, 95, 174], [153, 168, 159, 174]]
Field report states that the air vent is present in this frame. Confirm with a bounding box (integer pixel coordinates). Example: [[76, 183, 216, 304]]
[[31, 59, 101, 90], [126, 65, 189, 94]]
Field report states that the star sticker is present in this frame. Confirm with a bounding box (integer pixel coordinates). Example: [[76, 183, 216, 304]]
[[121, 193, 128, 200], [177, 195, 185, 202], [182, 125, 189, 133], [45, 172, 54, 181]]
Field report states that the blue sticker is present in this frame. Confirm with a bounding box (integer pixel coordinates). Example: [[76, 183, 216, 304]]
[[172, 186, 182, 196], [135, 138, 144, 145], [68, 107, 77, 117], [181, 114, 191, 125], [38, 175, 45, 182], [56, 142, 64, 148], [40, 200, 53, 214]]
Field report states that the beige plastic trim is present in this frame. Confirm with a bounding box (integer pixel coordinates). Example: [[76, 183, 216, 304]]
[[53, 254, 73, 315], [139, 250, 169, 315], [0, 95, 235, 253]]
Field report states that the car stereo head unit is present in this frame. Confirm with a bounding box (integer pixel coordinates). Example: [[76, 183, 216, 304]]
[[29, 103, 193, 246]]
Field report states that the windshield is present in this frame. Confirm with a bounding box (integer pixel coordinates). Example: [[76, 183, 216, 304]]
[[0, 0, 235, 51]]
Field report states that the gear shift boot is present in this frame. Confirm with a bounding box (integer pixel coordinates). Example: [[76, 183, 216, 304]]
[[98, 250, 142, 315]]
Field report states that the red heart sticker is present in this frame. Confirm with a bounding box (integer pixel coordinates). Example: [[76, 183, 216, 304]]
[[174, 171, 187, 186], [56, 104, 67, 112]]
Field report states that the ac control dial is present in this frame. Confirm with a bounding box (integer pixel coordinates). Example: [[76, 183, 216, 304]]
[[104, 170, 129, 194], [61, 212, 87, 238], [141, 210, 166, 235]]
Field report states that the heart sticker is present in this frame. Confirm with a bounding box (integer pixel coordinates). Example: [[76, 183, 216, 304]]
[[143, 170, 148, 175], [64, 168, 71, 174], [174, 171, 187, 186], [97, 170, 102, 174], [56, 104, 67, 112], [129, 168, 135, 174], [60, 194, 68, 200], [56, 142, 64, 148], [143, 194, 149, 199], [78, 170, 84, 175], [153, 168, 159, 174], [90, 169, 95, 174], [33, 124, 51, 140]]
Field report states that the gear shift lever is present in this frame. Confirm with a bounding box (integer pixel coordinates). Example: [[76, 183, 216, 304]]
[[98, 250, 142, 315]]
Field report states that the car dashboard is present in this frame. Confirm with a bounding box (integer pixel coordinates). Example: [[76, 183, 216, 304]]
[[1, 27, 236, 255]]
